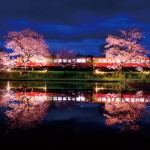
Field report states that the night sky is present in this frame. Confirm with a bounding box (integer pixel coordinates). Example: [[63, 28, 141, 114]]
[[0, 0, 150, 56]]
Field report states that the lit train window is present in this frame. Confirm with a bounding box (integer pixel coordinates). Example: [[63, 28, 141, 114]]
[[58, 97, 62, 100], [59, 59, 62, 62], [102, 97, 106, 101], [63, 59, 67, 62], [54, 59, 58, 63], [72, 59, 76, 62], [107, 98, 111, 101], [116, 60, 120, 63], [141, 60, 145, 63], [135, 98, 139, 102], [77, 59, 81, 63], [98, 59, 102, 62], [140, 98, 144, 102], [131, 98, 135, 102], [103, 59, 107, 63], [116, 98, 120, 101], [98, 98, 101, 101], [146, 60, 149, 63], [53, 97, 57, 100], [71, 98, 75, 101], [63, 97, 67, 100], [131, 60, 135, 63], [68, 59, 71, 63], [48, 97, 52, 100], [49, 59, 53, 62], [125, 98, 129, 102], [81, 59, 86, 63]]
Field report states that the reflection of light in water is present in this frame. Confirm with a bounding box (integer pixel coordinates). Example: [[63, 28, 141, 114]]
[[95, 82, 98, 93], [44, 84, 47, 91], [95, 83, 105, 93], [76, 95, 85, 101], [7, 81, 10, 92]]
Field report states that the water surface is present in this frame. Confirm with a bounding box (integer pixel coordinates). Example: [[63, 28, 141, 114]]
[[0, 81, 150, 149]]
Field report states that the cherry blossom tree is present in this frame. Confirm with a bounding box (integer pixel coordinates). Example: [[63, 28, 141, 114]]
[[4, 29, 50, 72], [0, 83, 50, 129], [0, 51, 17, 71], [103, 92, 147, 131], [105, 29, 149, 74]]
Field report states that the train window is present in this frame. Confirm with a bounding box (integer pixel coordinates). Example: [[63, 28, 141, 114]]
[[146, 60, 149, 63], [63, 59, 67, 62], [131, 98, 135, 102], [103, 59, 107, 63], [102, 97, 106, 101], [98, 59, 102, 62], [59, 59, 62, 62], [49, 59, 53, 62], [125, 98, 129, 102], [141, 60, 145, 63], [63, 97, 67, 100], [140, 98, 144, 102], [68, 59, 71, 63], [53, 97, 57, 100], [131, 60, 135, 63], [116, 60, 120, 63], [54, 59, 58, 63], [72, 98, 75, 101], [58, 97, 62, 100], [81, 59, 86, 63], [77, 59, 81, 63], [48, 97, 52, 101], [72, 59, 76, 62], [136, 60, 140, 63], [98, 98, 101, 101]]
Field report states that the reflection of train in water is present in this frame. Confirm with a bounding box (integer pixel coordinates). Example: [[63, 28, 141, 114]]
[[17, 57, 150, 70], [17, 91, 150, 103]]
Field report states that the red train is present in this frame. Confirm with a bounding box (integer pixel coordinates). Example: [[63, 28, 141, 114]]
[[17, 57, 150, 70], [17, 91, 150, 103]]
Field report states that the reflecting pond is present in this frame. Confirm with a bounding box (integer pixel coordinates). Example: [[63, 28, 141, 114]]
[[0, 81, 150, 149]]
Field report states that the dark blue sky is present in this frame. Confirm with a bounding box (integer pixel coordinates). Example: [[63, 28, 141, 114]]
[[0, 0, 150, 56]]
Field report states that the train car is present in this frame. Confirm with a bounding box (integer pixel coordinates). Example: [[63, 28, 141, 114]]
[[93, 93, 150, 103], [17, 57, 92, 70], [17, 91, 91, 102], [93, 57, 150, 70]]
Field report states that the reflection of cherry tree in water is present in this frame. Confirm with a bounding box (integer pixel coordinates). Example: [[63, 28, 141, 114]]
[[0, 85, 50, 129], [103, 91, 147, 131]]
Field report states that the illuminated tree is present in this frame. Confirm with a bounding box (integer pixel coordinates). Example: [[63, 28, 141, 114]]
[[0, 83, 50, 129], [103, 92, 147, 131], [5, 99, 50, 129], [105, 29, 149, 73], [0, 51, 16, 71], [4, 29, 50, 71]]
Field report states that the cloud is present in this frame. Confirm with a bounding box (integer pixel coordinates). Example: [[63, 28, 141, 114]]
[[47, 39, 104, 56], [0, 0, 150, 24]]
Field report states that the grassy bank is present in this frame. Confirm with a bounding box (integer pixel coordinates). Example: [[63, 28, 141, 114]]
[[0, 71, 150, 82]]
